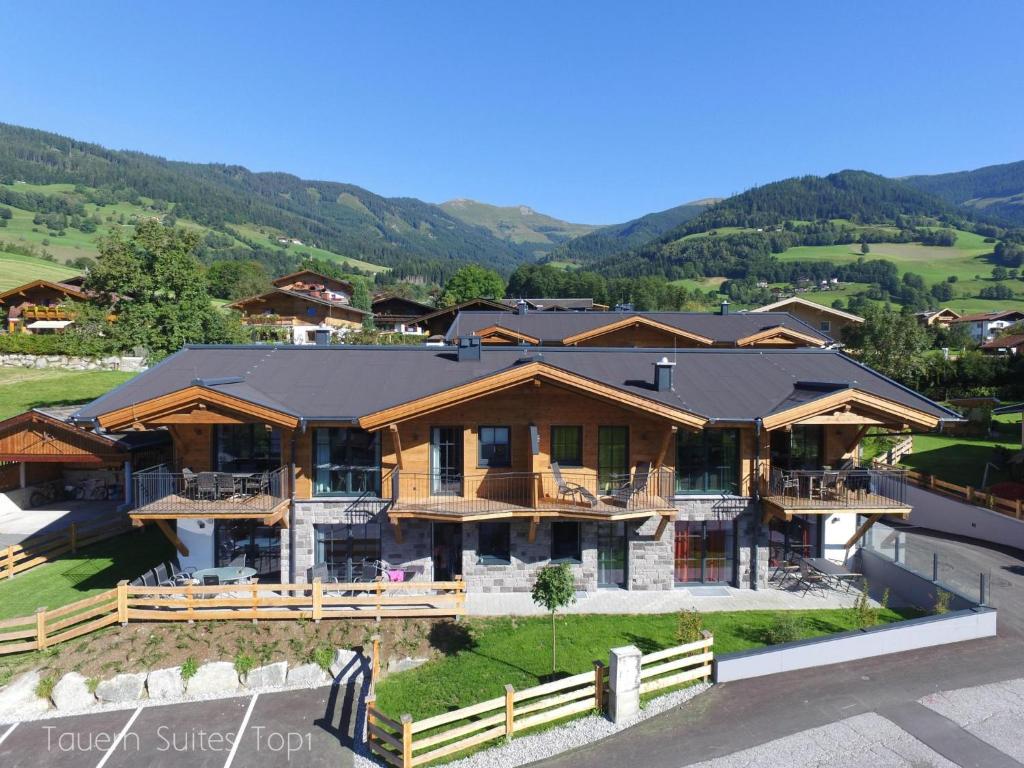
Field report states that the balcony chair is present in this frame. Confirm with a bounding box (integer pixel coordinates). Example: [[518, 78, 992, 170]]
[[181, 468, 198, 495], [778, 471, 800, 498], [228, 553, 246, 569], [607, 461, 652, 507], [815, 470, 841, 501], [195, 472, 219, 500], [153, 563, 171, 586], [551, 462, 599, 508], [216, 472, 238, 499]]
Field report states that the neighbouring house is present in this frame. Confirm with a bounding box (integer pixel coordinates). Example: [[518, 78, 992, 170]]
[[980, 334, 1024, 356], [371, 294, 436, 335], [0, 407, 170, 513], [751, 297, 865, 340], [915, 308, 961, 328], [0, 279, 88, 334], [498, 298, 609, 312], [228, 270, 370, 344], [950, 311, 1024, 343], [71, 339, 959, 591], [446, 304, 833, 348], [415, 298, 513, 337]]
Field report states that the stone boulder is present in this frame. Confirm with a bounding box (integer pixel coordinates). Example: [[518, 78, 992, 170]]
[[243, 662, 288, 690], [51, 672, 96, 712], [387, 657, 429, 675], [147, 667, 185, 699], [0, 671, 50, 718], [330, 649, 363, 681], [186, 662, 239, 697], [95, 672, 146, 704], [286, 663, 332, 688]]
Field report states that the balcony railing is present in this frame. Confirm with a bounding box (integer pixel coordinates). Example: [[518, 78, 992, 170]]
[[388, 468, 676, 518], [22, 305, 73, 321], [133, 465, 290, 517], [764, 466, 909, 511]]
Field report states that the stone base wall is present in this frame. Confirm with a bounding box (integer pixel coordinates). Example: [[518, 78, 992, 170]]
[[0, 353, 147, 372]]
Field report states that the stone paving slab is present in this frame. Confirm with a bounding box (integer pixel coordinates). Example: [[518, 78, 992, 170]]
[[921, 677, 1024, 763], [685, 713, 958, 768]]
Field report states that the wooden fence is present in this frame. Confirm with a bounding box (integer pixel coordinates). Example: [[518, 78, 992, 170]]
[[2, 518, 131, 580], [366, 634, 713, 768], [0, 579, 465, 656], [876, 463, 1024, 520], [872, 435, 914, 466]]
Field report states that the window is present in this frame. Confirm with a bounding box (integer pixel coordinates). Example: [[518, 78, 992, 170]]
[[478, 522, 510, 563], [550, 426, 583, 467], [306, 306, 317, 317], [675, 429, 740, 494], [215, 521, 280, 582], [819, 320, 831, 332], [214, 424, 281, 473], [315, 522, 382, 581], [598, 426, 629, 491], [551, 522, 581, 562], [313, 428, 381, 496], [478, 426, 511, 468], [770, 425, 823, 471]]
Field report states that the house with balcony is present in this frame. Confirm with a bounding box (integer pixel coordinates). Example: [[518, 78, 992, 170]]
[[950, 310, 1024, 343], [71, 340, 959, 592], [0, 279, 88, 334], [371, 294, 435, 335], [752, 296, 864, 339]]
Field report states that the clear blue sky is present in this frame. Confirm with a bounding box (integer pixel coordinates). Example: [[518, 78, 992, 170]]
[[3, 1, 1023, 224]]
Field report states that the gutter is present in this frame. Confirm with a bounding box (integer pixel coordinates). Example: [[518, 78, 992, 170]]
[[288, 417, 307, 584], [752, 417, 763, 591]]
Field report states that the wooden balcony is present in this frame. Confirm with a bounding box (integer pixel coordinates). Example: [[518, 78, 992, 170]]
[[22, 305, 73, 321], [132, 465, 290, 523], [388, 468, 676, 521], [762, 466, 910, 519]]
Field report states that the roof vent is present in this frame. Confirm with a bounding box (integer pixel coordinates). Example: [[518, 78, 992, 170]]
[[653, 356, 676, 392], [516, 299, 528, 316], [458, 335, 481, 362], [720, 300, 730, 316]]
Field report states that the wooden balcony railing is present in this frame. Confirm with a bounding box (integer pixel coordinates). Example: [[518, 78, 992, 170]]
[[764, 466, 909, 511], [22, 305, 73, 320], [133, 465, 290, 517], [388, 468, 676, 518]]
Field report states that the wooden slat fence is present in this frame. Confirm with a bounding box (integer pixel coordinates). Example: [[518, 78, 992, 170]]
[[367, 634, 713, 767], [0, 579, 465, 656], [880, 465, 1024, 520], [1, 518, 131, 580]]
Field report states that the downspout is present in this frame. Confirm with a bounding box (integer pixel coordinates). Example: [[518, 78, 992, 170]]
[[288, 418, 306, 583], [752, 418, 763, 591]]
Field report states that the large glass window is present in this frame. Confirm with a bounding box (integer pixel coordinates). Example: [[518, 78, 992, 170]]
[[551, 522, 581, 562], [478, 426, 511, 468], [313, 428, 381, 496], [598, 426, 629, 491], [768, 515, 820, 566], [478, 522, 510, 563], [315, 522, 382, 581], [675, 429, 740, 494], [674, 520, 735, 584], [550, 426, 583, 467], [770, 425, 823, 471], [214, 520, 280, 582], [214, 424, 281, 473]]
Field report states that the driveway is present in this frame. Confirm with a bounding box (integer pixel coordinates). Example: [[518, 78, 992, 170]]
[[531, 526, 1024, 768], [0, 501, 122, 547]]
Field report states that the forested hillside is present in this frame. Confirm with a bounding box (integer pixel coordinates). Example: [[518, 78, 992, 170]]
[[439, 199, 596, 257], [903, 160, 1024, 226]]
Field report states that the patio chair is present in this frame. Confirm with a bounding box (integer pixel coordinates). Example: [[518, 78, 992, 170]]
[[795, 560, 829, 597], [141, 571, 156, 587], [779, 471, 799, 498], [167, 560, 196, 585], [818, 470, 841, 501], [228, 553, 246, 569], [216, 472, 238, 499], [153, 563, 171, 586], [195, 472, 219, 500], [607, 461, 652, 507], [551, 462, 599, 508], [181, 468, 198, 495]]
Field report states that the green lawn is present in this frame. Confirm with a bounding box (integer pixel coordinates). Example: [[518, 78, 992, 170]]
[[901, 414, 1022, 488], [374, 609, 913, 720], [0, 527, 175, 620], [0, 251, 80, 292], [0, 368, 135, 420]]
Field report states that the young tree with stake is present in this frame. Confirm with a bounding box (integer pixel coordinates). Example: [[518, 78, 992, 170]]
[[531, 563, 576, 673]]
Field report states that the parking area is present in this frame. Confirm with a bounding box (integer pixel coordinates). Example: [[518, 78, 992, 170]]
[[0, 682, 363, 768], [0, 500, 121, 547]]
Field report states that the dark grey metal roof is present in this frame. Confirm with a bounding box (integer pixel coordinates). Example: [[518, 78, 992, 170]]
[[73, 345, 959, 425], [445, 311, 832, 345]]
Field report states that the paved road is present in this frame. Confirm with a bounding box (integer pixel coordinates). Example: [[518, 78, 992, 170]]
[[0, 681, 365, 768], [531, 526, 1024, 768]]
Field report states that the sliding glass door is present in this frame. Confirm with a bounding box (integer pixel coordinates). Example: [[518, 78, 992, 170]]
[[597, 522, 627, 588], [598, 426, 628, 492], [430, 427, 463, 495], [674, 520, 735, 585]]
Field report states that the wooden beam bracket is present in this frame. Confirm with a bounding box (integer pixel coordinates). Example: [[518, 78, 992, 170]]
[[154, 519, 190, 557]]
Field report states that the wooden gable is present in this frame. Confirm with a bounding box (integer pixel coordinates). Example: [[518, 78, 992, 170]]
[[0, 411, 122, 463]]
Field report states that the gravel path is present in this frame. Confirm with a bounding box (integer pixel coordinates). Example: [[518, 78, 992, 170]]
[[920, 677, 1024, 763], [355, 683, 710, 768]]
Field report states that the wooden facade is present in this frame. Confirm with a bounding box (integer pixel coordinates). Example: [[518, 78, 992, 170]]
[[229, 290, 365, 330], [0, 280, 86, 333], [752, 298, 863, 339]]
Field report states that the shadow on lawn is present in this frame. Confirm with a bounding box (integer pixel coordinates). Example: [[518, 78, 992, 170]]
[[428, 621, 477, 656], [623, 633, 664, 654], [902, 443, 1011, 487]]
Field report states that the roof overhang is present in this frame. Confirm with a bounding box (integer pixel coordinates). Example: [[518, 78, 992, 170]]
[[562, 316, 714, 347], [0, 410, 124, 463], [762, 388, 942, 431], [751, 298, 865, 323], [0, 279, 86, 305], [359, 360, 707, 431], [93, 385, 301, 432], [734, 325, 827, 348], [473, 325, 541, 345]]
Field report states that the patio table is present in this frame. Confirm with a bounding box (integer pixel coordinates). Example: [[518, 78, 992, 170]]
[[191, 566, 257, 585], [804, 557, 862, 591]]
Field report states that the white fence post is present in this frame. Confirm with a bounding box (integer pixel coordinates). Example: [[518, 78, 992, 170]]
[[608, 645, 642, 723]]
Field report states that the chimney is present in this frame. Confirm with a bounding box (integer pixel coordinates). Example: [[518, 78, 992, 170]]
[[516, 299, 528, 316], [720, 300, 730, 316], [653, 356, 675, 391], [314, 328, 330, 346], [458, 335, 481, 362]]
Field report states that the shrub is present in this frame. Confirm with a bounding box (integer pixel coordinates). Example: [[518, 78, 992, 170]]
[[309, 645, 333, 673], [934, 589, 952, 615], [676, 610, 704, 644], [850, 582, 887, 629], [764, 613, 802, 644], [36, 675, 56, 700], [234, 652, 256, 677], [86, 677, 100, 694], [181, 656, 198, 682]]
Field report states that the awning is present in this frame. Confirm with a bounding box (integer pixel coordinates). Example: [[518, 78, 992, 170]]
[[26, 320, 73, 329]]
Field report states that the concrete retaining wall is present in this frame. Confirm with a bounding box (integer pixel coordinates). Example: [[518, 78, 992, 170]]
[[0, 353, 147, 372], [714, 607, 996, 683], [902, 484, 1024, 551], [856, 548, 978, 612]]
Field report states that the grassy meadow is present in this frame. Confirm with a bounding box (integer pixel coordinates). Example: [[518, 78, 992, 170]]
[[0, 368, 136, 421], [0, 251, 80, 292]]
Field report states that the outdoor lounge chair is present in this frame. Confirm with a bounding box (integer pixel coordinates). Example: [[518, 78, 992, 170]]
[[551, 462, 599, 507], [607, 461, 651, 507], [795, 559, 829, 597], [181, 468, 198, 494], [153, 563, 171, 586]]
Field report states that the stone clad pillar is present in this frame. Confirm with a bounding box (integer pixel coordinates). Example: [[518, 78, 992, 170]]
[[608, 645, 642, 723]]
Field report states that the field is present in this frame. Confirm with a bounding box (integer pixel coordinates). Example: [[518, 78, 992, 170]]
[[228, 223, 389, 273], [0, 251, 80, 292], [0, 368, 136, 420], [900, 410, 1023, 488]]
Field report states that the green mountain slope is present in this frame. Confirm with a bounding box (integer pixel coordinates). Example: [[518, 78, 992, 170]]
[[903, 160, 1024, 226], [439, 199, 597, 256], [0, 123, 535, 276]]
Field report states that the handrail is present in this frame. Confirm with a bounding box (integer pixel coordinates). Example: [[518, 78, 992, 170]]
[[133, 465, 289, 514], [766, 466, 908, 507]]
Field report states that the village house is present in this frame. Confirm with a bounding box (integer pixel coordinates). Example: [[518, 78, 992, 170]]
[[915, 308, 961, 328], [371, 294, 435, 335], [949, 310, 1024, 343], [71, 335, 958, 593], [0, 279, 89, 334], [752, 296, 864, 340]]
